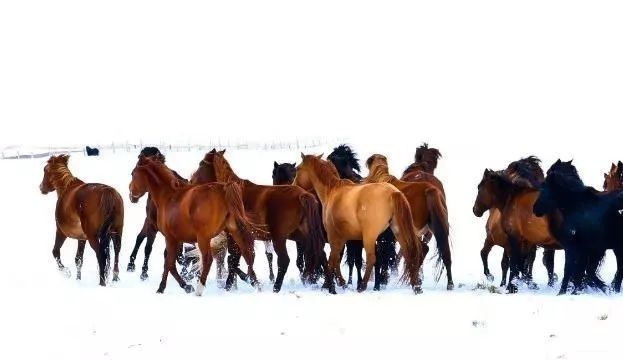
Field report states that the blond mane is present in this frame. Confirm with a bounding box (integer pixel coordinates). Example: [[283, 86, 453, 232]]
[[364, 155, 398, 184]]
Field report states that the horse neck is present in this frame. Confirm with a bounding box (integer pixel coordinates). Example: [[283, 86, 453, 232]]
[[308, 164, 338, 205], [142, 167, 177, 207], [216, 160, 243, 184], [52, 167, 83, 196]]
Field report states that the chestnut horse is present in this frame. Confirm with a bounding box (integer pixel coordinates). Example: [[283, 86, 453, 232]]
[[473, 157, 560, 293], [604, 161, 623, 192], [191, 149, 327, 293], [40, 154, 123, 286], [129, 157, 265, 294], [294, 153, 424, 294], [365, 154, 453, 290], [126, 147, 226, 282], [401, 143, 444, 191]]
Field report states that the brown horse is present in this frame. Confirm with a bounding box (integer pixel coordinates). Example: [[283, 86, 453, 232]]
[[191, 149, 326, 293], [126, 147, 227, 282], [364, 154, 453, 289], [40, 154, 124, 286], [294, 153, 424, 294], [604, 161, 623, 192], [129, 157, 265, 294], [401, 143, 444, 191], [473, 157, 560, 293]]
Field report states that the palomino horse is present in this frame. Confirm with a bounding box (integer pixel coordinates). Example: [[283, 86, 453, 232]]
[[534, 160, 623, 294], [126, 147, 226, 282], [129, 157, 265, 294], [294, 153, 424, 294], [327, 145, 397, 289], [364, 154, 453, 290], [474, 157, 560, 293], [191, 149, 326, 293], [40, 154, 124, 286]]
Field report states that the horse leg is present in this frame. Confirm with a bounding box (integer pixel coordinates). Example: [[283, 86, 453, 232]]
[[505, 235, 522, 293], [543, 249, 558, 287], [86, 238, 106, 286], [500, 250, 509, 287], [571, 250, 588, 294], [74, 240, 86, 280], [559, 248, 576, 295], [127, 232, 145, 272], [195, 238, 213, 296], [141, 231, 157, 281], [214, 242, 227, 286], [52, 229, 70, 277], [165, 242, 193, 294], [272, 238, 290, 293], [229, 230, 259, 289], [611, 247, 623, 292], [480, 238, 494, 282], [324, 241, 342, 294], [296, 241, 305, 279], [358, 235, 377, 292], [585, 249, 607, 293], [523, 247, 537, 290], [264, 241, 275, 283], [346, 241, 355, 286], [112, 234, 121, 282], [354, 242, 363, 290]]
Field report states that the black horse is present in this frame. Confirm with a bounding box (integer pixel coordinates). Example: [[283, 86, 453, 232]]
[[328, 144, 398, 290], [85, 146, 100, 156], [534, 160, 623, 294]]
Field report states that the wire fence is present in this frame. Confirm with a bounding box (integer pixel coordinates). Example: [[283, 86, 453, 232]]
[[1, 137, 346, 160]]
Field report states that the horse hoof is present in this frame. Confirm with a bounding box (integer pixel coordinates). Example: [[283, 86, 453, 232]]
[[413, 286, 423, 295], [184, 285, 194, 294], [507, 285, 518, 294], [76, 274, 81, 281], [140, 272, 148, 281], [156, 289, 164, 294], [113, 274, 120, 282], [60, 267, 71, 278], [127, 263, 136, 272], [447, 283, 455, 291], [486, 274, 494, 282]]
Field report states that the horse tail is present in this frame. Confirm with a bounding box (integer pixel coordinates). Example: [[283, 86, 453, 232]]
[[98, 188, 118, 284], [425, 187, 451, 282], [299, 192, 326, 282], [223, 182, 266, 248], [390, 191, 424, 290]]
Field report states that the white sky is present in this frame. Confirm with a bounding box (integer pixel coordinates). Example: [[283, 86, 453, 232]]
[[1, 1, 622, 147]]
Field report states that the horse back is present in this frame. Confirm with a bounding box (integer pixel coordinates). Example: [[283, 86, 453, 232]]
[[244, 183, 305, 233], [56, 183, 124, 240]]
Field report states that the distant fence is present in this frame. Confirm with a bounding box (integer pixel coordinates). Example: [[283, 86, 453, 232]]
[[1, 138, 346, 160]]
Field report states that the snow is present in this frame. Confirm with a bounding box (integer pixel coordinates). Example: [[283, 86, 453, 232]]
[[2, 140, 623, 360]]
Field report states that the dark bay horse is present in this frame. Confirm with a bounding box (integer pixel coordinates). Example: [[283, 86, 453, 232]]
[[365, 154, 453, 290], [294, 154, 424, 294], [126, 147, 226, 282], [40, 154, 123, 286], [474, 157, 560, 293], [191, 149, 326, 293], [534, 160, 623, 294], [129, 157, 265, 294], [328, 145, 397, 290]]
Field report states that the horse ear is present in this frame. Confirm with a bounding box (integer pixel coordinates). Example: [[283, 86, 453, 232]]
[[291, 162, 296, 167], [209, 148, 216, 154], [300, 152, 305, 160], [316, 153, 324, 159], [59, 154, 70, 164], [618, 161, 623, 169], [554, 159, 562, 166], [274, 161, 279, 168], [605, 173, 609, 179], [218, 149, 226, 155]]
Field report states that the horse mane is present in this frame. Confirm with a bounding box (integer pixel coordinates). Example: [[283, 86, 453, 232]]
[[364, 155, 398, 184], [415, 143, 442, 164], [139, 146, 166, 163], [546, 160, 587, 193], [328, 144, 361, 172], [213, 153, 243, 184], [308, 156, 351, 187], [47, 155, 84, 190], [503, 156, 544, 189], [137, 158, 186, 190]]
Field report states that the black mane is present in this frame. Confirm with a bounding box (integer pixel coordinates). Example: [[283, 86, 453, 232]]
[[328, 144, 361, 172], [504, 156, 544, 189], [415, 143, 441, 163], [546, 160, 587, 193]]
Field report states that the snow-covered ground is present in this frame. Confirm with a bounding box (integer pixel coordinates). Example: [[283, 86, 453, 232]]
[[2, 138, 623, 360]]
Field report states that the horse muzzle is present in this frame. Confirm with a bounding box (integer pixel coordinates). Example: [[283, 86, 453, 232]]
[[129, 193, 140, 203]]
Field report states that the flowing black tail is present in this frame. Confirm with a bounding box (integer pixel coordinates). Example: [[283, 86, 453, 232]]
[[98, 188, 117, 285], [299, 192, 327, 282]]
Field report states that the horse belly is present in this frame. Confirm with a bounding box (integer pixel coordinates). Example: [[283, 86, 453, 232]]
[[58, 219, 88, 240]]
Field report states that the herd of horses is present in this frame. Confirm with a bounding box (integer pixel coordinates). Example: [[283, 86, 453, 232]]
[[39, 143, 623, 296]]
